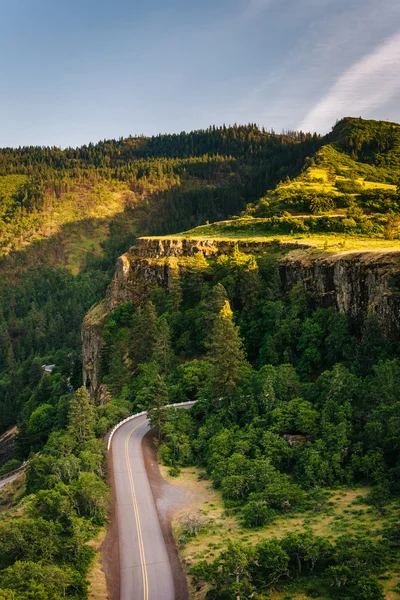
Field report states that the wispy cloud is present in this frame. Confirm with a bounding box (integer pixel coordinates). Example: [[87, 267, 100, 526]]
[[299, 32, 400, 132]]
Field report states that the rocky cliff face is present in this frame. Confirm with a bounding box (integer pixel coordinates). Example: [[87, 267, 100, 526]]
[[82, 238, 400, 397], [280, 250, 400, 337], [136, 237, 310, 258], [82, 302, 108, 396]]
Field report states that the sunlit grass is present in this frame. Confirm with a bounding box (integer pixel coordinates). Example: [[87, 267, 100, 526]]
[[162, 466, 400, 600], [145, 226, 400, 254]]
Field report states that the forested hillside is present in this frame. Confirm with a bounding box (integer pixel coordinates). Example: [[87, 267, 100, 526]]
[[182, 118, 400, 245], [96, 245, 400, 599], [1, 117, 400, 599], [0, 124, 320, 262], [0, 124, 323, 434]]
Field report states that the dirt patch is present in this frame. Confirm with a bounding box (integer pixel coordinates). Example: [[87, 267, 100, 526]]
[[142, 430, 192, 600], [88, 529, 109, 600], [100, 447, 120, 600]]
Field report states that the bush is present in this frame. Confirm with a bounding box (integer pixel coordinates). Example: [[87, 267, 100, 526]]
[[242, 500, 275, 528], [350, 575, 385, 599], [335, 180, 364, 194]]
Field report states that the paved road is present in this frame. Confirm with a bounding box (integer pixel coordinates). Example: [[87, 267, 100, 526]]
[[0, 471, 21, 489], [112, 414, 175, 600]]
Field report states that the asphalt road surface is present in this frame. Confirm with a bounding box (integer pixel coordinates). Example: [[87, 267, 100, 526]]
[[112, 414, 175, 600], [0, 471, 20, 489]]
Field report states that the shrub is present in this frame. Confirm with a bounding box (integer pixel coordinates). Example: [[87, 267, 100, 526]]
[[242, 500, 275, 528], [335, 180, 364, 194]]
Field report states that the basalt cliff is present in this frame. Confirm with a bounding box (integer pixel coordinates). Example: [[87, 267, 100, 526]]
[[82, 237, 400, 397]]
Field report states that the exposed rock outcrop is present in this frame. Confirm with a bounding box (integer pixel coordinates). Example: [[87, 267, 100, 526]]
[[280, 250, 400, 336], [105, 252, 170, 313], [82, 238, 400, 397], [136, 237, 310, 258], [82, 301, 108, 397]]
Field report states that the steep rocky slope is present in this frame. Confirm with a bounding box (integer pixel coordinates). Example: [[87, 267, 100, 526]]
[[82, 237, 400, 397]]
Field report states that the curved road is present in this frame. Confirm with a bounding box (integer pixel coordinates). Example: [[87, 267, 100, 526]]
[[112, 414, 176, 600]]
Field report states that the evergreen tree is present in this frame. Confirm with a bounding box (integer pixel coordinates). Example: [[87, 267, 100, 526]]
[[238, 254, 260, 312], [68, 387, 94, 446], [153, 317, 174, 375], [185, 252, 208, 303], [0, 310, 11, 372], [203, 283, 228, 335], [207, 299, 248, 404], [129, 301, 158, 367], [106, 341, 130, 396], [147, 374, 169, 439], [6, 344, 21, 401], [167, 261, 182, 312]]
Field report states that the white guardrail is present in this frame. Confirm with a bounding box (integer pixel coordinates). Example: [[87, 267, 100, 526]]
[[107, 401, 195, 451]]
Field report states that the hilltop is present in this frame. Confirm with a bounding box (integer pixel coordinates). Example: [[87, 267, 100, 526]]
[[250, 117, 399, 218], [0, 124, 320, 274], [1, 117, 398, 275], [168, 117, 400, 251]]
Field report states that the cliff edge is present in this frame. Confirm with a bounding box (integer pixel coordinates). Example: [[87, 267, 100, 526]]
[[82, 238, 400, 397]]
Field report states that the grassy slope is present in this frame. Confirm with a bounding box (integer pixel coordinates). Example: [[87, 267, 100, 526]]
[[0, 175, 133, 273], [153, 118, 400, 253], [162, 466, 400, 600]]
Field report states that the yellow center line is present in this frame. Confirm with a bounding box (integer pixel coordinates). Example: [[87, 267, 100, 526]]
[[124, 420, 149, 600]]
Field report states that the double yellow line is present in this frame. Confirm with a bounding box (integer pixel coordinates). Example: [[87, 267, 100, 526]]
[[124, 420, 149, 600]]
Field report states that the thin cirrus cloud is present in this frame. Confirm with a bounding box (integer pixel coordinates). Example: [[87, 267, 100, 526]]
[[299, 31, 400, 132]]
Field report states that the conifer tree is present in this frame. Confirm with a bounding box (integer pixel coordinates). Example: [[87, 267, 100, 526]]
[[68, 386, 95, 446], [6, 344, 20, 398], [107, 342, 130, 396], [186, 252, 209, 302], [238, 254, 260, 312], [147, 374, 169, 439], [130, 301, 158, 366], [207, 299, 247, 403], [204, 283, 228, 335], [168, 261, 182, 312], [153, 317, 174, 375], [0, 310, 11, 372]]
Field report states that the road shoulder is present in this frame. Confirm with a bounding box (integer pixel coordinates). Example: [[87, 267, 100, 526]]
[[100, 447, 120, 600]]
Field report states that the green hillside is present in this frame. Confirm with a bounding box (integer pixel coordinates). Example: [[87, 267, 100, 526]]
[[1, 117, 398, 274], [1, 118, 400, 600], [0, 124, 322, 431], [0, 124, 320, 271], [174, 118, 400, 249], [252, 117, 400, 217]]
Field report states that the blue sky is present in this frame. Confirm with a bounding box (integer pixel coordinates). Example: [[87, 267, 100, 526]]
[[0, 0, 399, 147]]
